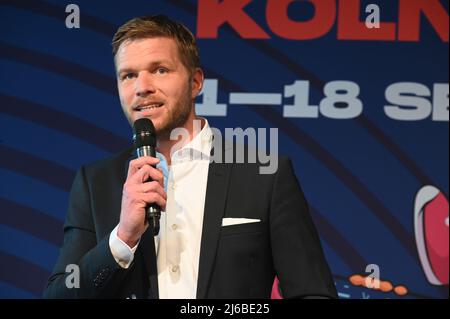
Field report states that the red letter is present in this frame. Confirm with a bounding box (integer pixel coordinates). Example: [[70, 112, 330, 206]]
[[197, 0, 269, 39], [266, 0, 335, 40], [398, 0, 449, 42], [338, 0, 396, 41]]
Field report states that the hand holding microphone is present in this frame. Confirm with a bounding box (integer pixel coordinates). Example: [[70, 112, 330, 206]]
[[117, 118, 166, 246], [133, 118, 163, 236]]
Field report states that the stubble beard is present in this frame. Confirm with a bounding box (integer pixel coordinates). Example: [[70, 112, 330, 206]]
[[154, 83, 193, 140], [122, 82, 195, 140]]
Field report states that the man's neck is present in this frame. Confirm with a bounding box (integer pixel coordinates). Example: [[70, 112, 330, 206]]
[[156, 117, 205, 166]]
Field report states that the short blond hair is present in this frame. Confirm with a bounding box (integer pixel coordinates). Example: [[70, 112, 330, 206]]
[[112, 15, 200, 73]]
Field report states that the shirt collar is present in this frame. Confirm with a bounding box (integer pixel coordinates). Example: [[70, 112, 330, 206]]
[[171, 118, 213, 163]]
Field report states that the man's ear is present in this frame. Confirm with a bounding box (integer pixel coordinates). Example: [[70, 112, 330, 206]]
[[191, 67, 204, 98]]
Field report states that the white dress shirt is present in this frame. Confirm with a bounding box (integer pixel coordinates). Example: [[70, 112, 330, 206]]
[[109, 119, 213, 299]]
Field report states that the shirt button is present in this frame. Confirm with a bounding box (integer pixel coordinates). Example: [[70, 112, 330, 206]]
[[171, 224, 178, 231], [171, 183, 176, 190], [171, 265, 179, 273]]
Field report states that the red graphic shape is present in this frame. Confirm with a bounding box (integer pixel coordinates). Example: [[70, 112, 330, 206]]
[[271, 277, 283, 299], [415, 186, 449, 285]]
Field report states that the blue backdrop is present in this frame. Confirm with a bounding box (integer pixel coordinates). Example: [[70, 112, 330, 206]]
[[0, 0, 448, 299]]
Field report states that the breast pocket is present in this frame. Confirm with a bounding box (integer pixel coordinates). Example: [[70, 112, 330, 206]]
[[220, 221, 266, 236]]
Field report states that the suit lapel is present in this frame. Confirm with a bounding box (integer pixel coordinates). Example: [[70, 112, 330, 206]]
[[196, 161, 232, 298], [123, 148, 135, 179]]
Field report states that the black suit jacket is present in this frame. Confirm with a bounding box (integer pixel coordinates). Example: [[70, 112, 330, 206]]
[[43, 146, 337, 299]]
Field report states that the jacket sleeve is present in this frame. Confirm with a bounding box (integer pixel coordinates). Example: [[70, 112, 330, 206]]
[[43, 166, 130, 298], [270, 157, 338, 298]]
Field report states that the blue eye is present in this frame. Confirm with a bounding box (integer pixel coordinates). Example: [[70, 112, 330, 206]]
[[156, 68, 168, 74], [122, 73, 136, 81]]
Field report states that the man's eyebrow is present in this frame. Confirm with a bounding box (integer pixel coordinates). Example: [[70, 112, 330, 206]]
[[117, 67, 135, 76], [151, 60, 172, 66]]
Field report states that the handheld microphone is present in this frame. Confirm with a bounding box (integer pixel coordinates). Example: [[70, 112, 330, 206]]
[[132, 118, 161, 236]]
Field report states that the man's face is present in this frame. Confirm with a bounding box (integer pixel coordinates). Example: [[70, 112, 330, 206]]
[[115, 37, 203, 138]]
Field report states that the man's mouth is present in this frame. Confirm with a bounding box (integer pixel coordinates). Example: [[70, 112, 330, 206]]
[[135, 102, 164, 111]]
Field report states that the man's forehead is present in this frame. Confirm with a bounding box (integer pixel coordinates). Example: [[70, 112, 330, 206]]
[[118, 37, 177, 56], [115, 37, 179, 66]]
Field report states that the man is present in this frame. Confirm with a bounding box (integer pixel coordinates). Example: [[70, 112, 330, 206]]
[[43, 15, 337, 299]]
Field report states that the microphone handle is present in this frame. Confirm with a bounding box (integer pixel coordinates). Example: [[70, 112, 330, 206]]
[[136, 146, 161, 236], [147, 205, 161, 236]]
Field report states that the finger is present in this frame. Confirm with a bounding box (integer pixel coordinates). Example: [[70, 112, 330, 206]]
[[145, 166, 164, 187], [129, 164, 162, 185], [139, 181, 167, 200], [140, 193, 166, 210], [126, 156, 160, 179], [157, 167, 165, 187]]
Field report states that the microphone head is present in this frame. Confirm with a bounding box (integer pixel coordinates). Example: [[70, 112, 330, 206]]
[[133, 118, 156, 148]]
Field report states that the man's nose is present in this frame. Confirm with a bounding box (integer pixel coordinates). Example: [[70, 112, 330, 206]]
[[135, 72, 156, 97]]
